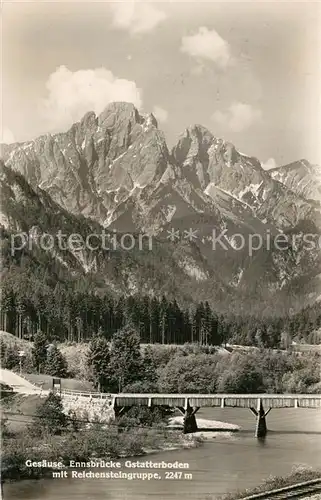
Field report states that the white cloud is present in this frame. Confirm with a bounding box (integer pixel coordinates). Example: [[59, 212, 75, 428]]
[[0, 128, 15, 144], [181, 27, 231, 68], [262, 158, 278, 170], [110, 2, 166, 35], [39, 65, 142, 132], [152, 105, 168, 124], [212, 102, 261, 132]]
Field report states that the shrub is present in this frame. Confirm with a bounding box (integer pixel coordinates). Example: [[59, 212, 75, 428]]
[[117, 406, 168, 429], [157, 354, 219, 393], [32, 392, 68, 436]]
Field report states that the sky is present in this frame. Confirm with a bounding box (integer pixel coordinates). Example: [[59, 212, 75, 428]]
[[2, 0, 321, 167]]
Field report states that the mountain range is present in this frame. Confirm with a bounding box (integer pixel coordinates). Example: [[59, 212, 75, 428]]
[[1, 102, 321, 314]]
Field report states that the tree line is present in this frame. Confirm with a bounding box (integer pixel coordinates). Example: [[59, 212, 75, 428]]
[[84, 327, 321, 395], [1, 258, 320, 347], [2, 325, 320, 395]]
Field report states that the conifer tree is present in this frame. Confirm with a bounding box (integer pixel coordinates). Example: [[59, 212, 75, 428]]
[[32, 330, 48, 373], [149, 297, 160, 344], [34, 391, 67, 435], [45, 345, 68, 378], [142, 345, 157, 382], [210, 310, 219, 345], [87, 334, 111, 391], [109, 325, 143, 392], [0, 341, 20, 370], [159, 296, 169, 344]]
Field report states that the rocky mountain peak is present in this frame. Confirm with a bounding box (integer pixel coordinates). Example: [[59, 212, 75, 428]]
[[0, 102, 172, 228], [186, 124, 213, 140], [80, 110, 98, 130], [269, 159, 321, 202], [172, 125, 214, 180], [1, 102, 320, 233], [172, 124, 243, 170], [141, 112, 158, 129]]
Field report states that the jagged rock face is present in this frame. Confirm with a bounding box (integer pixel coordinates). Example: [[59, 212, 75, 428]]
[[2, 104, 224, 234], [2, 102, 320, 233], [1, 159, 320, 314], [1, 103, 173, 230], [269, 159, 321, 203], [173, 126, 320, 230], [0, 161, 221, 302]]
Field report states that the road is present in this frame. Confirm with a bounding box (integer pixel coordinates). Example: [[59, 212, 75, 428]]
[[0, 368, 44, 394]]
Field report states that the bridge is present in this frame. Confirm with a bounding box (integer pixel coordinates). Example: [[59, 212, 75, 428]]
[[109, 393, 321, 437], [61, 390, 321, 437], [1, 368, 320, 438]]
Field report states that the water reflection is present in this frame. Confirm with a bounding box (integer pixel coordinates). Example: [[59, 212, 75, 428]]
[[256, 436, 267, 446]]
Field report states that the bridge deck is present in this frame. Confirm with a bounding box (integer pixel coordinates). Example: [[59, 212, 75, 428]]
[[111, 394, 321, 409]]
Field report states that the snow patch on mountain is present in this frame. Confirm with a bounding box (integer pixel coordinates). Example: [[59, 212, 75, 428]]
[[238, 181, 263, 200], [230, 268, 244, 287], [178, 257, 208, 281]]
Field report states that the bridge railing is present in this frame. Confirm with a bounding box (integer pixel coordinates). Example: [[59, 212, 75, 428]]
[[61, 389, 112, 399], [59, 391, 321, 409]]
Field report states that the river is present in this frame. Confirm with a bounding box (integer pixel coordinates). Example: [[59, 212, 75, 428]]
[[4, 408, 321, 500]]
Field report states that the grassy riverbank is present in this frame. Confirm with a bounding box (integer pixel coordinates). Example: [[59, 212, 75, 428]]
[[1, 387, 239, 483], [219, 467, 321, 499], [1, 409, 239, 482], [1, 425, 203, 482], [1, 394, 209, 482], [2, 415, 240, 482]]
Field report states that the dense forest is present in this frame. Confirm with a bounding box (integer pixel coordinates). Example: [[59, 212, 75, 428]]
[[1, 259, 320, 347]]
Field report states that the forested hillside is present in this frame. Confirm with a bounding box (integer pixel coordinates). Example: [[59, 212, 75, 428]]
[[1, 261, 320, 346]]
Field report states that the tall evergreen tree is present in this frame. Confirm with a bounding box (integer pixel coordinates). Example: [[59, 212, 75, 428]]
[[159, 296, 169, 344], [194, 302, 205, 344], [203, 301, 212, 345], [109, 325, 143, 391], [32, 330, 48, 373], [34, 391, 67, 435], [142, 345, 158, 382], [87, 334, 111, 391], [149, 297, 160, 344], [45, 345, 68, 378], [210, 311, 219, 345], [114, 297, 125, 332]]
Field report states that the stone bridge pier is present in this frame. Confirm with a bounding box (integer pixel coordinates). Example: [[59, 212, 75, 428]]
[[250, 399, 271, 438], [177, 403, 200, 434]]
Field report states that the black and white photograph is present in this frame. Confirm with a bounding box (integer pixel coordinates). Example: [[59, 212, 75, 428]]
[[0, 1, 321, 499]]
